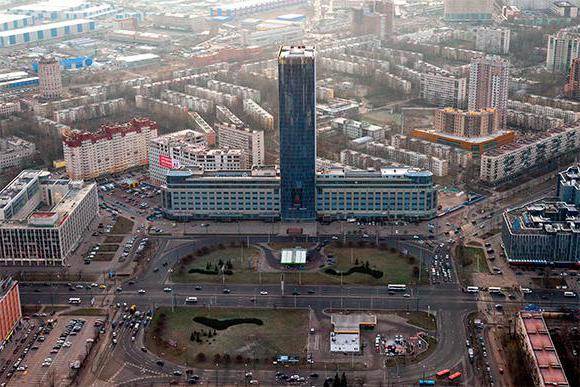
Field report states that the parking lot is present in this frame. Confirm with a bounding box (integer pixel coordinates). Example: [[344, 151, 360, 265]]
[[9, 316, 101, 387]]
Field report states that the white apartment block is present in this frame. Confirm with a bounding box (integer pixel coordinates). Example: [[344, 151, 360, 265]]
[[0, 170, 98, 266], [0, 101, 21, 116], [0, 136, 36, 171], [546, 32, 580, 73], [149, 130, 248, 184], [184, 85, 238, 108], [420, 72, 467, 108], [331, 118, 385, 140], [508, 100, 580, 123], [160, 90, 214, 115], [63, 118, 158, 180], [216, 105, 245, 126], [215, 122, 264, 166], [243, 99, 274, 130], [475, 27, 510, 54], [207, 80, 261, 103], [53, 98, 126, 124], [480, 124, 580, 184]]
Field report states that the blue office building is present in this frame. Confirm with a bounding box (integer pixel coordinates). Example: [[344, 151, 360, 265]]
[[162, 166, 438, 222], [278, 46, 317, 221], [557, 165, 580, 207], [502, 165, 580, 266]]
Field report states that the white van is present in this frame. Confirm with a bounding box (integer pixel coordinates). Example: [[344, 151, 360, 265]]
[[466, 286, 479, 293], [185, 297, 198, 304], [68, 298, 81, 304], [563, 291, 577, 298]]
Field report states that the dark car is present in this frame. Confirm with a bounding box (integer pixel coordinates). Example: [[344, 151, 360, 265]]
[[156, 360, 164, 367]]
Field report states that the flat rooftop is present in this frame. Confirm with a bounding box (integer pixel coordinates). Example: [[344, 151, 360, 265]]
[[331, 313, 377, 334], [0, 277, 18, 300], [504, 199, 580, 235], [520, 312, 570, 387], [330, 333, 359, 353], [0, 13, 32, 24], [0, 19, 94, 38]]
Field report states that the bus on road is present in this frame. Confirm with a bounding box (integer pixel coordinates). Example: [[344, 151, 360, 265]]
[[387, 284, 407, 291], [435, 369, 450, 378], [418, 380, 436, 385], [448, 372, 462, 381], [488, 287, 503, 294]]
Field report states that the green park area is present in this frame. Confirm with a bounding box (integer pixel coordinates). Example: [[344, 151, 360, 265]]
[[145, 307, 308, 367], [321, 245, 428, 286], [172, 243, 426, 286], [172, 245, 262, 283], [455, 245, 490, 284]]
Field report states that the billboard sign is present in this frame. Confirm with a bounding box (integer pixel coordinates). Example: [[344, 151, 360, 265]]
[[159, 155, 180, 169]]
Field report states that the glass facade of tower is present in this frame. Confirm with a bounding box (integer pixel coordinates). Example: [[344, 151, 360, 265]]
[[278, 46, 317, 221]]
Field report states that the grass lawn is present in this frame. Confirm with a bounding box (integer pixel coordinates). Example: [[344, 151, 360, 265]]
[[395, 311, 437, 331], [145, 307, 308, 367], [173, 247, 261, 283], [99, 244, 119, 252], [110, 216, 133, 235], [456, 246, 489, 284], [322, 246, 426, 285]]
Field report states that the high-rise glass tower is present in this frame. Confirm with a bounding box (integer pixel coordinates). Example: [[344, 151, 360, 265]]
[[278, 46, 317, 221]]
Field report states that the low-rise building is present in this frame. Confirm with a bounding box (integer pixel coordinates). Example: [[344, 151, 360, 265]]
[[515, 312, 570, 387], [0, 136, 36, 172], [63, 118, 159, 180], [434, 107, 500, 137], [0, 277, 21, 350], [331, 118, 385, 140], [243, 99, 274, 130], [480, 124, 580, 184], [0, 101, 21, 117], [0, 170, 98, 266]]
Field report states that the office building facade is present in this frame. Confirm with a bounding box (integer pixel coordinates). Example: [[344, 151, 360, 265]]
[[557, 164, 580, 206], [278, 46, 317, 221], [162, 167, 438, 221], [0, 170, 98, 266], [0, 278, 21, 350]]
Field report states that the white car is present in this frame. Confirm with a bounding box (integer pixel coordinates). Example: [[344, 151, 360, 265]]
[[163, 287, 172, 292], [259, 291, 268, 295], [138, 289, 146, 294]]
